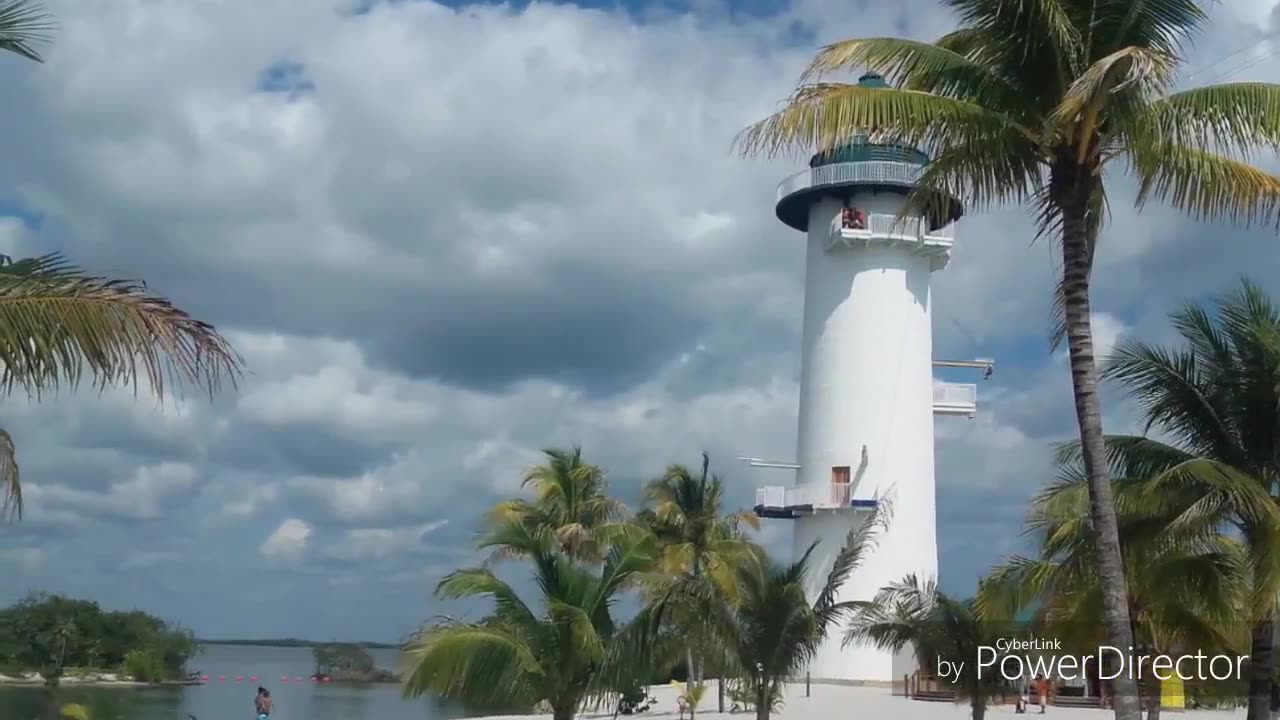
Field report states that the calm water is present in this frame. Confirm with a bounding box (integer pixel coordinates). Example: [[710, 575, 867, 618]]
[[0, 644, 461, 720]]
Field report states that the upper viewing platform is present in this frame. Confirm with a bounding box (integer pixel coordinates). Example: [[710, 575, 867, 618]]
[[774, 73, 964, 233]]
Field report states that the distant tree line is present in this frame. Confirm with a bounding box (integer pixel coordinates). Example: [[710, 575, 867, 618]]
[[0, 593, 197, 685], [200, 637, 399, 649]]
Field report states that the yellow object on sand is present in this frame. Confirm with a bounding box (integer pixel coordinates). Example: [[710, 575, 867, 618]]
[[60, 704, 91, 720], [1161, 674, 1185, 709]]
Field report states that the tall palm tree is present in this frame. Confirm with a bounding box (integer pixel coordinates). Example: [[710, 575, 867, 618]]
[[637, 453, 761, 719], [638, 504, 889, 720], [1, 254, 242, 520], [481, 447, 628, 562], [1048, 278, 1280, 719], [401, 518, 658, 720], [736, 5, 1280, 717], [979, 452, 1257, 720], [846, 575, 1019, 720]]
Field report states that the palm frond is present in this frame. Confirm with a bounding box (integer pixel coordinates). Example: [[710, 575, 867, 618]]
[[1127, 143, 1280, 227], [0, 253, 242, 400], [1092, 0, 1209, 57], [0, 427, 17, 520], [1047, 46, 1178, 161], [814, 495, 892, 622], [0, 0, 52, 63], [799, 37, 1024, 109], [734, 83, 1033, 161], [1132, 83, 1280, 156], [400, 623, 542, 703], [901, 132, 1044, 226]]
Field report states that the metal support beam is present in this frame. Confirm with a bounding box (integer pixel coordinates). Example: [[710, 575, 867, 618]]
[[737, 457, 801, 470], [933, 357, 994, 379]]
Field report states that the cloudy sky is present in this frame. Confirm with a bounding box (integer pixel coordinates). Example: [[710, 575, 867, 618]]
[[2, 0, 1280, 643]]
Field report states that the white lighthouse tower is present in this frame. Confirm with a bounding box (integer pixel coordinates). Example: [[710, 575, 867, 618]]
[[745, 72, 988, 686]]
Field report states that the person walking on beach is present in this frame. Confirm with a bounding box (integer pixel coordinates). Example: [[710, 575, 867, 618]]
[[255, 687, 273, 719], [1033, 674, 1050, 714]]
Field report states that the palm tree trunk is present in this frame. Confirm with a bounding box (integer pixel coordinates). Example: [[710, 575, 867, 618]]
[[553, 703, 575, 720], [970, 696, 985, 720], [1145, 675, 1161, 720], [1057, 174, 1142, 720], [754, 681, 770, 720], [686, 646, 699, 720], [1247, 620, 1274, 720], [718, 676, 725, 713]]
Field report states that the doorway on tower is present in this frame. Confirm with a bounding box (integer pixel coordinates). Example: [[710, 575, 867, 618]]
[[831, 466, 851, 506]]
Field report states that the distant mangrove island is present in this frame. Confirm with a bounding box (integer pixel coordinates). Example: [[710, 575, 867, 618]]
[[0, 593, 197, 687], [0, 594, 402, 686]]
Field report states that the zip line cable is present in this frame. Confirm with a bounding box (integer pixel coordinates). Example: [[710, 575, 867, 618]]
[[1182, 28, 1280, 85]]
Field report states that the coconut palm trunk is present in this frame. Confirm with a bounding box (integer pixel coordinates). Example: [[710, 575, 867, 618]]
[[1247, 621, 1274, 720], [686, 646, 699, 720], [753, 677, 771, 720], [1056, 175, 1142, 719]]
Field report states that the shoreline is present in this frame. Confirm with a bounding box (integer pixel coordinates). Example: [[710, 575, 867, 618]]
[[0, 673, 201, 688], [0, 673, 399, 688]]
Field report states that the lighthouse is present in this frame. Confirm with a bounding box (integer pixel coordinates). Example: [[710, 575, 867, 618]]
[[744, 72, 988, 685]]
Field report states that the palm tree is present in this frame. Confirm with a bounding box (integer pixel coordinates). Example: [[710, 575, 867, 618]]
[[979, 451, 1257, 719], [1, 254, 242, 520], [736, 6, 1280, 717], [0, 0, 51, 62], [637, 453, 762, 719], [1048, 278, 1280, 719], [846, 576, 1018, 720], [401, 519, 658, 720], [481, 447, 629, 562], [640, 504, 889, 720]]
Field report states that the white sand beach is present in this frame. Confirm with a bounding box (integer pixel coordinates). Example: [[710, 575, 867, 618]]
[[478, 683, 1251, 720]]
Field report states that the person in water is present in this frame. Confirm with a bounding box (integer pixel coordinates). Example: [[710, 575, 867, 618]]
[[255, 687, 273, 719]]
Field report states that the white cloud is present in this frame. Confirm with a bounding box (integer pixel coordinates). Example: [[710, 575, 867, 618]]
[[26, 462, 199, 520], [320, 520, 450, 561], [260, 518, 313, 561]]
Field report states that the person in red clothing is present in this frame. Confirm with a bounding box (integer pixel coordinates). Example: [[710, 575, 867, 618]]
[[840, 206, 867, 230], [1033, 674, 1052, 714]]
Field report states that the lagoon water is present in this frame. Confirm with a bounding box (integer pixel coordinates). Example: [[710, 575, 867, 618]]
[[0, 644, 458, 720]]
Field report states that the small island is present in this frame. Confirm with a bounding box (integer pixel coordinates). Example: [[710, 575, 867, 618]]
[[0, 593, 199, 687], [311, 642, 399, 683]]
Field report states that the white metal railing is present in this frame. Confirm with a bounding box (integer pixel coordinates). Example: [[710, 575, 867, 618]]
[[836, 212, 954, 242], [756, 483, 865, 510], [933, 381, 978, 411], [776, 161, 923, 202]]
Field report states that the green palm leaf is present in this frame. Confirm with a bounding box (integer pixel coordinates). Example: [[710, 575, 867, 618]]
[[0, 0, 51, 63]]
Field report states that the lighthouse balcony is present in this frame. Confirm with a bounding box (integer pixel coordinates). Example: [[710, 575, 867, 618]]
[[776, 160, 923, 203], [753, 483, 879, 519], [774, 160, 964, 232], [933, 381, 978, 417], [827, 213, 954, 268]]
